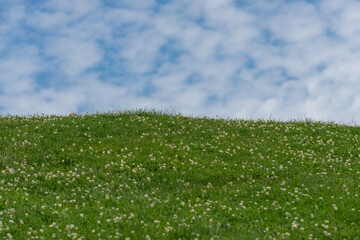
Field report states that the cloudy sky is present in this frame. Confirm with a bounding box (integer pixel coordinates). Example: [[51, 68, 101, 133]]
[[1, 0, 360, 124]]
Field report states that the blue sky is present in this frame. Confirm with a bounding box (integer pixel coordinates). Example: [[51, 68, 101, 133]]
[[1, 0, 360, 124]]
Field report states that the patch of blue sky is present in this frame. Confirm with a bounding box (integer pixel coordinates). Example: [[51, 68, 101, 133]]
[[189, 15, 219, 32], [234, 0, 318, 5], [232, 0, 277, 13], [23, 0, 45, 8], [34, 61, 74, 85], [232, 0, 252, 8], [324, 28, 344, 43], [316, 63, 327, 73], [244, 56, 257, 69], [44, 96, 52, 103], [35, 72, 53, 89], [95, 72, 138, 88], [34, 71, 72, 92], [230, 77, 255, 96], [185, 73, 202, 85], [1, 36, 32, 57], [0, 1, 14, 13], [87, 56, 129, 84], [85, 41, 140, 86], [285, 0, 318, 4], [205, 94, 226, 107], [111, 24, 142, 38], [136, 81, 158, 98], [13, 26, 43, 44], [0, 12, 7, 24], [77, 104, 90, 114], [26, 2, 59, 15], [157, 39, 184, 65], [0, 106, 9, 117], [152, 0, 173, 12], [155, 0, 171, 4], [260, 29, 287, 47], [214, 45, 230, 62], [255, 68, 297, 87], [103, 0, 159, 10], [102, 0, 127, 8], [282, 81, 310, 99], [325, 28, 337, 37]]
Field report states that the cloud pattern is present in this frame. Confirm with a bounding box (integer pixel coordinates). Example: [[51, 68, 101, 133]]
[[1, 0, 360, 124]]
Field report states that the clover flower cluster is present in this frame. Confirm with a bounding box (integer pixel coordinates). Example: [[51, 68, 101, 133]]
[[0, 112, 359, 239]]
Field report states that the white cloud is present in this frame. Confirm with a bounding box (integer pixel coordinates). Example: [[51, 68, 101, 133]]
[[266, 1, 325, 43], [0, 46, 41, 93], [118, 29, 165, 74], [0, 89, 82, 115], [1, 0, 360, 124], [0, 1, 25, 52], [44, 37, 102, 77], [114, 0, 156, 9], [27, 0, 101, 30]]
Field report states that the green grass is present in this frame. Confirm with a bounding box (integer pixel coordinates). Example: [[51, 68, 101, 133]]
[[0, 110, 360, 239]]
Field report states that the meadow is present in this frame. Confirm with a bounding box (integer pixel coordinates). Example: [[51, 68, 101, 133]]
[[0, 110, 359, 239]]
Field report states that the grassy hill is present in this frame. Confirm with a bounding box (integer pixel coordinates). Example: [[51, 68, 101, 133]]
[[0, 110, 359, 239]]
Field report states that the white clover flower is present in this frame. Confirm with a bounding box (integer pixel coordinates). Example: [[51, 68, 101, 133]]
[[332, 204, 338, 211]]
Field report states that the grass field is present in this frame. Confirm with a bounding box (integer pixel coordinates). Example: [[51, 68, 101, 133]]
[[0, 110, 360, 239]]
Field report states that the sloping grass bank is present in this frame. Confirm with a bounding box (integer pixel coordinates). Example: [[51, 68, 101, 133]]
[[0, 111, 360, 239]]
